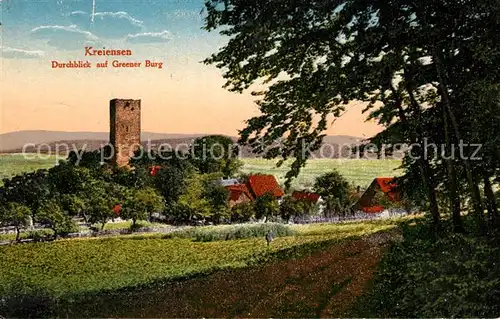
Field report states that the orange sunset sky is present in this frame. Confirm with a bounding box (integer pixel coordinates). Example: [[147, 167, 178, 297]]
[[0, 0, 382, 138]]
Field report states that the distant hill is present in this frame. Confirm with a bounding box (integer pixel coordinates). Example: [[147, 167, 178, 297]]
[[0, 130, 205, 152], [0, 130, 368, 158]]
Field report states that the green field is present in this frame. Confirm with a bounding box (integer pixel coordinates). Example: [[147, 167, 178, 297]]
[[241, 158, 402, 188], [0, 221, 397, 298], [0, 154, 401, 189], [0, 154, 59, 183]]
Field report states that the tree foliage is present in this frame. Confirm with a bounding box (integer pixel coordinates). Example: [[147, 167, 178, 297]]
[[190, 135, 242, 177], [0, 202, 31, 241], [254, 192, 279, 222], [36, 199, 78, 238], [313, 170, 352, 216], [122, 188, 164, 228]]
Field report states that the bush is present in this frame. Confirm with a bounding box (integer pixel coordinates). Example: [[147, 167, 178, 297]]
[[164, 223, 296, 242], [27, 229, 55, 242], [230, 202, 255, 223]]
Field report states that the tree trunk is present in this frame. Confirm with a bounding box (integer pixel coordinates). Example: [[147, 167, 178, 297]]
[[15, 226, 21, 242], [397, 80, 441, 229], [483, 173, 498, 224], [419, 159, 441, 229], [432, 47, 486, 233], [448, 162, 464, 233], [101, 221, 106, 231], [442, 103, 464, 233]]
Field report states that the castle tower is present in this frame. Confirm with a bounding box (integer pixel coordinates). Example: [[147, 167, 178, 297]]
[[109, 98, 141, 167]]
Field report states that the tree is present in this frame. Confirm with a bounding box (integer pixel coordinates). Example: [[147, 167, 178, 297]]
[[314, 170, 352, 216], [110, 165, 151, 189], [202, 174, 231, 224], [1, 169, 50, 213], [279, 196, 309, 222], [67, 149, 107, 171], [190, 135, 242, 177], [36, 199, 77, 239], [0, 202, 31, 242], [170, 173, 213, 224], [254, 192, 279, 222], [122, 188, 164, 228], [48, 163, 94, 195], [59, 194, 86, 219], [154, 165, 188, 205]]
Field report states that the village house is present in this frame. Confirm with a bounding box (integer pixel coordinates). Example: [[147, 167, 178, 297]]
[[354, 177, 401, 213], [291, 190, 321, 204], [225, 184, 254, 208], [223, 174, 285, 207], [246, 174, 285, 199]]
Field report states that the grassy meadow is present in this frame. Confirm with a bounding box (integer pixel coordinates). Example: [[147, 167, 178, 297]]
[[0, 154, 59, 183], [241, 158, 402, 188]]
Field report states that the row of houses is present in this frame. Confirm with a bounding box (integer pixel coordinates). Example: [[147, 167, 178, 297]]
[[220, 174, 401, 214], [149, 164, 401, 213]]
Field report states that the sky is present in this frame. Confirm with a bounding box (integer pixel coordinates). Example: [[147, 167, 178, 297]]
[[0, 0, 381, 137]]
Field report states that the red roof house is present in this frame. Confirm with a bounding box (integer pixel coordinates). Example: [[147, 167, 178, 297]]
[[354, 177, 401, 213], [292, 191, 321, 204], [246, 174, 285, 198], [225, 184, 254, 208]]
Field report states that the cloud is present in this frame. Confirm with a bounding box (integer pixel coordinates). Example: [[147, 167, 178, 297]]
[[68, 10, 90, 29], [30, 25, 100, 50], [69, 11, 144, 38], [125, 30, 172, 44], [1, 47, 44, 59], [165, 10, 204, 21]]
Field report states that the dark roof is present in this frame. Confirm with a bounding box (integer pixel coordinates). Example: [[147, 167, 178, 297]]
[[247, 174, 285, 198]]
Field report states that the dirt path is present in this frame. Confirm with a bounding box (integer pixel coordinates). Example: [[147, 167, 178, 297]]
[[71, 231, 400, 318]]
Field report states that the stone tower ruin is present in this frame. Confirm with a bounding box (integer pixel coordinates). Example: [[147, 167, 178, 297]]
[[109, 98, 141, 167]]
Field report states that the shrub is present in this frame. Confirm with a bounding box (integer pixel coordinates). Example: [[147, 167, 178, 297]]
[[230, 202, 255, 223], [27, 229, 55, 242], [279, 196, 311, 222], [164, 223, 296, 242]]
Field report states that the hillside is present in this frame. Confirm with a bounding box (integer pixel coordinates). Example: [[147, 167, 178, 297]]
[[0, 130, 365, 158], [0, 130, 205, 152]]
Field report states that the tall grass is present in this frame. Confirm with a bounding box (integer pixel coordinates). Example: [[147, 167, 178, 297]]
[[163, 223, 296, 242]]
